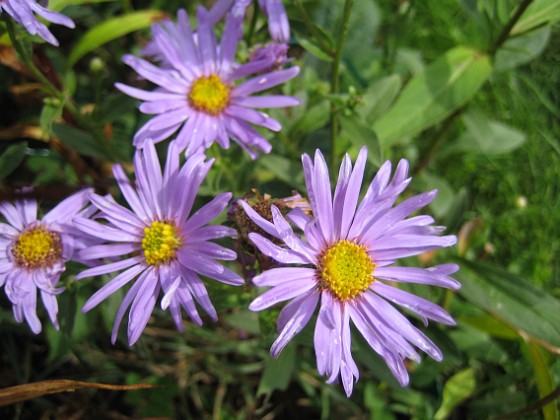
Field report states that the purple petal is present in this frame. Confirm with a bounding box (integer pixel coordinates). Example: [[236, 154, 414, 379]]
[[252, 267, 315, 287], [249, 277, 317, 311], [374, 264, 461, 290], [248, 232, 309, 264]]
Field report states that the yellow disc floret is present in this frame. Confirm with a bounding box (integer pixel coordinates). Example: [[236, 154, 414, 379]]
[[318, 240, 376, 301], [142, 221, 182, 266], [188, 74, 231, 115], [12, 226, 62, 269]]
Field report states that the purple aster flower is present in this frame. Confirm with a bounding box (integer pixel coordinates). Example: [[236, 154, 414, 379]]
[[241, 147, 460, 396], [0, 0, 75, 46], [0, 189, 92, 333], [74, 141, 243, 345], [116, 8, 300, 158]]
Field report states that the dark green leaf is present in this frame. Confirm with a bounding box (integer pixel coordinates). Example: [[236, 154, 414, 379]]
[[40, 98, 63, 135], [297, 37, 333, 62], [495, 26, 551, 72], [456, 258, 560, 353], [52, 123, 105, 159], [339, 113, 382, 166], [0, 142, 27, 179], [358, 74, 402, 124], [257, 344, 295, 396]]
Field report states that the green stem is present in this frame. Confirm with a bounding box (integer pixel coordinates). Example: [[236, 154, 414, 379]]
[[488, 0, 534, 55], [330, 0, 354, 173], [5, 17, 115, 160], [293, 0, 335, 56]]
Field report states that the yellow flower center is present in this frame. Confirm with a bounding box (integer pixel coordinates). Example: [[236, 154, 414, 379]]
[[11, 226, 62, 269], [318, 240, 376, 301], [188, 74, 231, 115], [142, 221, 183, 266]]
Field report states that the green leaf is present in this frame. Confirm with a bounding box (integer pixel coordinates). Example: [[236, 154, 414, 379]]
[[523, 340, 559, 420], [459, 313, 518, 340], [358, 74, 402, 124], [456, 258, 560, 353], [258, 154, 305, 190], [451, 112, 526, 155], [257, 344, 295, 396], [495, 26, 551, 72], [40, 98, 63, 135], [0, 142, 27, 179], [52, 123, 105, 159], [434, 368, 476, 420], [68, 10, 167, 67], [373, 46, 492, 147], [49, 0, 116, 11], [297, 37, 333, 62], [339, 113, 382, 166], [414, 172, 455, 218], [289, 100, 330, 136], [512, 0, 560, 36]]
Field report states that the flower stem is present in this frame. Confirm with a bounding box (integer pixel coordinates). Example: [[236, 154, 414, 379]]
[[292, 0, 335, 56], [330, 0, 354, 173], [488, 0, 534, 55]]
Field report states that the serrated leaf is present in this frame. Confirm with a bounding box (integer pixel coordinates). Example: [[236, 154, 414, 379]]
[[434, 368, 476, 420], [68, 10, 167, 67], [456, 258, 560, 354], [0, 142, 27, 179], [373, 47, 492, 147], [339, 113, 382, 166]]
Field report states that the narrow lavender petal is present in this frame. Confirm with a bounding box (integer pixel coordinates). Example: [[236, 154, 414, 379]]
[[219, 13, 242, 72], [40, 290, 59, 329], [122, 55, 187, 93], [312, 150, 334, 243], [128, 268, 160, 345], [383, 350, 410, 386], [339, 147, 368, 239], [112, 164, 149, 222], [32, 270, 63, 294], [76, 256, 143, 280], [115, 83, 182, 102], [326, 296, 343, 383], [238, 200, 280, 239], [263, 0, 290, 42], [303, 218, 325, 254], [286, 207, 311, 231], [348, 304, 385, 356], [181, 267, 218, 320], [248, 232, 309, 264], [270, 290, 319, 357], [177, 249, 225, 276], [82, 264, 145, 312], [89, 194, 144, 231], [373, 282, 456, 325], [0, 201, 24, 230], [29, 2, 74, 28], [314, 292, 332, 375], [271, 206, 315, 261], [233, 67, 300, 96], [226, 105, 281, 131], [22, 290, 41, 334], [252, 267, 315, 287], [207, 0, 235, 24], [174, 284, 203, 326], [196, 7, 218, 74], [232, 95, 300, 108], [364, 292, 442, 360], [0, 222, 19, 238], [139, 98, 186, 114], [332, 154, 352, 240], [186, 241, 237, 261], [139, 141, 164, 218], [175, 159, 216, 223], [73, 217, 139, 243], [277, 289, 315, 331], [249, 277, 317, 311], [111, 271, 146, 344], [15, 198, 37, 226], [83, 243, 139, 260], [189, 225, 237, 242], [160, 265, 181, 310], [369, 234, 457, 260], [340, 307, 359, 396], [374, 265, 461, 290]]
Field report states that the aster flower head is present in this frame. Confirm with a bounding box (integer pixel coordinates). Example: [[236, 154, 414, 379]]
[[74, 141, 243, 345], [0, 189, 92, 333], [116, 8, 300, 158], [0, 0, 75, 46], [241, 147, 460, 396]]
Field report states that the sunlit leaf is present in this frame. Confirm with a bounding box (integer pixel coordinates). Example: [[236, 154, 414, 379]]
[[340, 113, 382, 166], [495, 26, 551, 72], [456, 258, 560, 354], [358, 74, 402, 124], [68, 10, 167, 67], [434, 368, 476, 420], [512, 0, 560, 36], [0, 380, 156, 407], [49, 0, 116, 11], [373, 47, 492, 147]]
